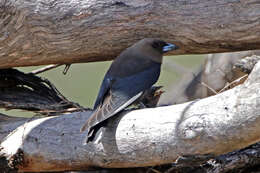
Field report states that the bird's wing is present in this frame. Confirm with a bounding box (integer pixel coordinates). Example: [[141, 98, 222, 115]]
[[80, 89, 142, 143], [93, 75, 114, 109], [81, 90, 142, 132]]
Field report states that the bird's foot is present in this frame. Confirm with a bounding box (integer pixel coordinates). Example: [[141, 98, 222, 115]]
[[137, 102, 147, 109]]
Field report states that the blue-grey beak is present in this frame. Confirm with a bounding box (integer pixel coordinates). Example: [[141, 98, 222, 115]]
[[163, 43, 179, 53]]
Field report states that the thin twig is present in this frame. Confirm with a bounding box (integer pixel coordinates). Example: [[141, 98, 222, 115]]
[[192, 72, 218, 95], [199, 81, 218, 95], [147, 167, 162, 173], [218, 74, 248, 94], [63, 64, 71, 75], [30, 64, 62, 75]]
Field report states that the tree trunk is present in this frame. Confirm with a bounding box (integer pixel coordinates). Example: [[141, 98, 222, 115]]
[[1, 60, 260, 172], [1, 0, 260, 68]]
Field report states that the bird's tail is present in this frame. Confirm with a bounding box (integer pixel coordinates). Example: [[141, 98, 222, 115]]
[[80, 104, 102, 133], [80, 121, 88, 133]]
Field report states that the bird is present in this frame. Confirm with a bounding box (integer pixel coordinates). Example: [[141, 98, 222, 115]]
[[80, 38, 179, 143]]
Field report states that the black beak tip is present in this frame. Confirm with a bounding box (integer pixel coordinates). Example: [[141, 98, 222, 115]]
[[163, 43, 179, 53], [173, 44, 179, 50]]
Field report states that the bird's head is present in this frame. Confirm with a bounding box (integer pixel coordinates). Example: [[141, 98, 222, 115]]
[[151, 39, 178, 54], [133, 38, 179, 63]]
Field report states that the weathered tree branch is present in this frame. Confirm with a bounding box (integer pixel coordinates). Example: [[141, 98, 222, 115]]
[[1, 59, 260, 172], [1, 0, 260, 68]]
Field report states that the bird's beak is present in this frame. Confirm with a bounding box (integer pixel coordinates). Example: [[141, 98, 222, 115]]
[[163, 43, 179, 53]]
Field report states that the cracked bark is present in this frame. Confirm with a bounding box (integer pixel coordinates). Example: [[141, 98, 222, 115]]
[[1, 0, 260, 68]]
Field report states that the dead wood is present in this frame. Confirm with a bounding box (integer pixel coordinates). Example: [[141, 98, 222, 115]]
[[1, 0, 260, 68], [0, 69, 84, 115]]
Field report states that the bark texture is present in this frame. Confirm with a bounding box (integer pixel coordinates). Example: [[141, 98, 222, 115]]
[[1, 60, 260, 172], [1, 0, 260, 68]]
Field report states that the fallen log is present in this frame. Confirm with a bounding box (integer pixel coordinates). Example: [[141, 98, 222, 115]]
[[1, 57, 260, 172], [1, 0, 260, 68]]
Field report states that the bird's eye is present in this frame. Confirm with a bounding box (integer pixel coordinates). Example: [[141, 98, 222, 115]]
[[152, 41, 166, 49], [152, 42, 160, 49]]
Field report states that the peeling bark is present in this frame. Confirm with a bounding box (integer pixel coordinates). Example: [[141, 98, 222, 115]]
[[0, 69, 84, 115], [1, 0, 260, 68]]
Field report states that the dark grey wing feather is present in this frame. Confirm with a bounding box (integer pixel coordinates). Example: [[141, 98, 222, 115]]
[[80, 75, 112, 133], [89, 91, 142, 128], [93, 74, 113, 109], [81, 89, 142, 142]]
